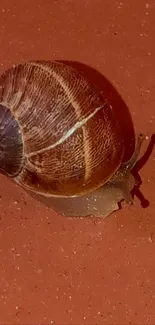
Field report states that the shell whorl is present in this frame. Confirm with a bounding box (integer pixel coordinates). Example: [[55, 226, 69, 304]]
[[0, 104, 24, 177], [0, 60, 124, 197]]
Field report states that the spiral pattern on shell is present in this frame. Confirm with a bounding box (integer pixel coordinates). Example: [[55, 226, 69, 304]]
[[0, 60, 124, 197]]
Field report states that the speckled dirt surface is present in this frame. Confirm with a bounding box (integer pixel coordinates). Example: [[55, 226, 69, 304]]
[[0, 0, 155, 324]]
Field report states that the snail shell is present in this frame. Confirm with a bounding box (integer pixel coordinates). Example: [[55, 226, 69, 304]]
[[0, 60, 144, 217]]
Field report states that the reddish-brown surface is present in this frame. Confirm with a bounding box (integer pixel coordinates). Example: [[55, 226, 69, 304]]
[[0, 1, 155, 324]]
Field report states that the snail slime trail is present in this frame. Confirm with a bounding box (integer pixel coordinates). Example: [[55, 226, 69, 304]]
[[0, 104, 24, 177], [0, 60, 145, 218]]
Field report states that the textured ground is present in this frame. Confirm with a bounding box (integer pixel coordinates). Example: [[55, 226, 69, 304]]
[[0, 0, 155, 324]]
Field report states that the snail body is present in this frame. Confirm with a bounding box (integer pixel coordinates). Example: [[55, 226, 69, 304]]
[[0, 60, 144, 217]]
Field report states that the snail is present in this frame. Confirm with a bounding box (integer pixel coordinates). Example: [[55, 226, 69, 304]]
[[0, 60, 145, 218]]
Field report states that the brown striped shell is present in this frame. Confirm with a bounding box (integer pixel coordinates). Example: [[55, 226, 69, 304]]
[[0, 60, 124, 198]]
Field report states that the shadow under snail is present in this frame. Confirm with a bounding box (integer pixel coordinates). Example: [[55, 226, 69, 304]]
[[0, 60, 145, 218]]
